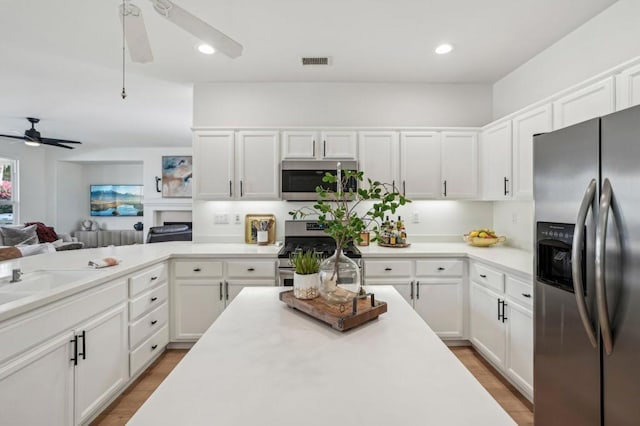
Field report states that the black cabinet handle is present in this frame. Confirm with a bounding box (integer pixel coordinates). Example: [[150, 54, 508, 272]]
[[225, 281, 229, 300], [480, 274, 487, 278], [70, 335, 78, 366], [443, 180, 447, 197], [229, 180, 232, 197], [247, 268, 255, 272], [193, 267, 201, 272], [312, 139, 316, 155], [410, 281, 414, 300], [151, 320, 158, 325], [150, 276, 158, 281], [522, 293, 532, 298], [151, 344, 158, 351], [323, 140, 326, 157], [416, 281, 420, 300], [384, 267, 392, 271], [502, 301, 508, 323], [437, 267, 445, 271], [151, 297, 158, 302], [402, 180, 406, 197], [392, 180, 396, 192], [219, 282, 223, 301], [79, 330, 86, 360], [240, 180, 243, 197], [504, 177, 510, 196]]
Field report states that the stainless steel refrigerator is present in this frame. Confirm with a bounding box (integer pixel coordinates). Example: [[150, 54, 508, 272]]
[[534, 104, 640, 425]]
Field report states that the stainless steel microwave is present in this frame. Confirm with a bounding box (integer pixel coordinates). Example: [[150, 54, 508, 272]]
[[281, 160, 358, 201]]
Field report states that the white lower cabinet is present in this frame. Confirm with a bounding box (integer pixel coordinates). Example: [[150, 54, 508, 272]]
[[364, 258, 465, 339], [469, 261, 533, 400], [172, 258, 276, 341]]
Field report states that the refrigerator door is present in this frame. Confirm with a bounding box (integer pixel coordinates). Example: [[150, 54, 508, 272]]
[[600, 104, 640, 425], [533, 119, 600, 426]]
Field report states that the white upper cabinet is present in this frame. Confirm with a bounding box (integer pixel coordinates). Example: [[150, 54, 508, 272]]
[[480, 121, 512, 200], [236, 131, 280, 200], [193, 131, 235, 200], [358, 131, 399, 189], [616, 63, 640, 111], [511, 104, 553, 200], [281, 130, 318, 159], [193, 130, 279, 200], [553, 76, 615, 129], [440, 131, 478, 199], [320, 131, 358, 159], [400, 132, 442, 199]]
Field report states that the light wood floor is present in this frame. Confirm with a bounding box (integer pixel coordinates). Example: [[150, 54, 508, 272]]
[[93, 347, 533, 425]]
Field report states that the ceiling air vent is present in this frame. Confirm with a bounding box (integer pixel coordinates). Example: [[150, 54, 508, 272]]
[[301, 57, 332, 66]]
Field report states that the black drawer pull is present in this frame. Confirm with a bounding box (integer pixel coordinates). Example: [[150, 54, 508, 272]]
[[247, 268, 255, 272], [150, 276, 158, 281], [151, 344, 158, 350], [480, 274, 487, 278], [522, 293, 532, 298], [437, 267, 445, 271], [150, 297, 158, 302], [384, 267, 392, 271], [151, 320, 158, 325], [193, 268, 201, 272]]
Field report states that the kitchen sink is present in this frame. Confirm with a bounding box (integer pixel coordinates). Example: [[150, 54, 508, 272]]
[[0, 269, 100, 292], [0, 291, 37, 305]]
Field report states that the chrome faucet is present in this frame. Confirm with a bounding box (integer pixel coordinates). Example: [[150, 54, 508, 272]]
[[10, 268, 22, 283]]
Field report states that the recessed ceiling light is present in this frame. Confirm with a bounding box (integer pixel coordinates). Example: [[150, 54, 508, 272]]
[[197, 44, 215, 55], [25, 140, 41, 147], [435, 44, 453, 55]]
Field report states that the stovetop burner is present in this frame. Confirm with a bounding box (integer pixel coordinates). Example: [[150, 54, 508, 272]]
[[277, 238, 361, 259]]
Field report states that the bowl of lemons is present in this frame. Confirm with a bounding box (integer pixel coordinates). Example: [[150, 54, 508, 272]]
[[463, 228, 506, 247]]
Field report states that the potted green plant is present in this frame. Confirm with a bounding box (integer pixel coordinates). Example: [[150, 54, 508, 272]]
[[289, 250, 322, 299], [290, 164, 410, 303]]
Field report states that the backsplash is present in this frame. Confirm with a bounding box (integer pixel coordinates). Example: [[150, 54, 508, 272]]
[[193, 200, 494, 244]]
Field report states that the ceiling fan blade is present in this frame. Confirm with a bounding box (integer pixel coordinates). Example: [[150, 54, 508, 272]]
[[40, 140, 76, 150], [152, 0, 243, 58], [119, 3, 154, 63], [41, 137, 82, 145], [0, 134, 27, 141]]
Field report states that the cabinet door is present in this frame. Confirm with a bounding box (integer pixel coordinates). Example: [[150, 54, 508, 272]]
[[470, 282, 506, 368], [75, 304, 128, 424], [553, 77, 615, 129], [237, 131, 280, 200], [174, 280, 225, 340], [0, 332, 74, 426], [414, 279, 464, 339], [226, 280, 275, 306], [506, 301, 533, 399], [400, 132, 441, 199], [358, 131, 399, 189], [616, 63, 640, 111], [441, 131, 478, 198], [193, 131, 235, 199], [282, 130, 318, 159], [320, 131, 358, 159], [511, 104, 552, 200], [364, 280, 414, 307], [480, 121, 512, 200]]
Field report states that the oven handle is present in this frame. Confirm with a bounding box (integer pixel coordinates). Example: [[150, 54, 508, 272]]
[[596, 178, 614, 355], [572, 178, 597, 348]]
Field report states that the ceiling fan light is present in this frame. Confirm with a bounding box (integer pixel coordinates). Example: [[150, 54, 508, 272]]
[[197, 43, 215, 55], [25, 140, 41, 147], [435, 43, 453, 55]]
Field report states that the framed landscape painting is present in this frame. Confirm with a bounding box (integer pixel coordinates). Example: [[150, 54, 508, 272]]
[[162, 156, 192, 198], [90, 185, 143, 216]]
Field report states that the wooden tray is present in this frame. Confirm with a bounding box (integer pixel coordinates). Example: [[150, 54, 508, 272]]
[[279, 290, 387, 331], [244, 214, 276, 244], [378, 242, 411, 248]]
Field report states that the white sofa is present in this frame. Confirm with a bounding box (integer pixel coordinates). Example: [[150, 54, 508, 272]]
[[0, 224, 83, 256]]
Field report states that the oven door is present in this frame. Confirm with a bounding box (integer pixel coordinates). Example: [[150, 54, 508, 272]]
[[278, 268, 294, 287]]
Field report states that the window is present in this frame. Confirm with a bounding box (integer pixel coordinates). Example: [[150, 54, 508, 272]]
[[0, 158, 17, 225]]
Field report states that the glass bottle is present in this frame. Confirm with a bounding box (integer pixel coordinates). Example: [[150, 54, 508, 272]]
[[318, 248, 362, 304]]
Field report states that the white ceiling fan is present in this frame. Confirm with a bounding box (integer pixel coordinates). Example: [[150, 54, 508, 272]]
[[118, 0, 243, 63]]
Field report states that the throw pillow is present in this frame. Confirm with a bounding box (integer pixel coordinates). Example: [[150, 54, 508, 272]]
[[24, 222, 59, 243], [0, 224, 38, 246]]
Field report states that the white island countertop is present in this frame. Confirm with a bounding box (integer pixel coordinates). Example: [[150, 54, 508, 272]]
[[129, 286, 515, 426]]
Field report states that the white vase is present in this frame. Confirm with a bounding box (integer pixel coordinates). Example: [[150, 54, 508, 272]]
[[293, 272, 320, 299]]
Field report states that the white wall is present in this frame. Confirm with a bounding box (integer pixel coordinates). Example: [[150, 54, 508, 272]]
[[493, 0, 640, 118], [194, 82, 492, 128], [194, 200, 493, 243], [492, 201, 534, 252]]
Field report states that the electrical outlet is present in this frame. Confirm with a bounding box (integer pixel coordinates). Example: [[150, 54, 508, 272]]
[[412, 213, 420, 223], [214, 214, 229, 224], [234, 213, 242, 224]]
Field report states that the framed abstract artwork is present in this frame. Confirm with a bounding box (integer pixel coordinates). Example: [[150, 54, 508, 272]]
[[162, 156, 192, 198]]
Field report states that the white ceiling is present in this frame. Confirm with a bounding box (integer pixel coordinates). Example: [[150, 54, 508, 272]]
[[0, 0, 616, 148]]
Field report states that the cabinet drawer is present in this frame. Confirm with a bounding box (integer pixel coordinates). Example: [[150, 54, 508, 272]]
[[129, 263, 167, 297], [415, 259, 464, 277], [174, 260, 223, 278], [226, 260, 275, 279], [129, 302, 168, 349], [130, 325, 169, 377], [129, 283, 168, 321], [364, 260, 412, 278], [506, 276, 533, 308], [471, 262, 505, 293]]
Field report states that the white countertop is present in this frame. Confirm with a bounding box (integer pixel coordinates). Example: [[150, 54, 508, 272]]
[[128, 286, 515, 426], [0, 242, 532, 322]]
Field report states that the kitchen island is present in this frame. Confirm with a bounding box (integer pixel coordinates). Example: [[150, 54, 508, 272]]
[[128, 286, 515, 426]]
